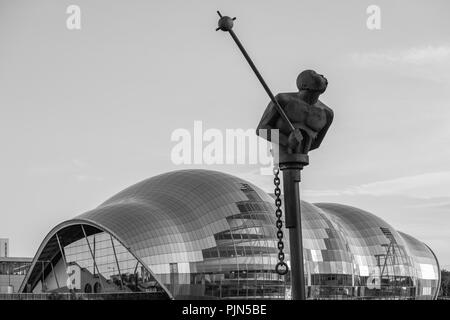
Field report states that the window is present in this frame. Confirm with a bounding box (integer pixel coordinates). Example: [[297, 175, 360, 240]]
[[169, 263, 178, 274], [84, 283, 92, 293], [93, 282, 102, 293]]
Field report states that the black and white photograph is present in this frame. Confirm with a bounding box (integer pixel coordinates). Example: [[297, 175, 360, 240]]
[[0, 0, 449, 311]]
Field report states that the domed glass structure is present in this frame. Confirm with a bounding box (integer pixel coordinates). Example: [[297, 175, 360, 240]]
[[19, 170, 440, 299]]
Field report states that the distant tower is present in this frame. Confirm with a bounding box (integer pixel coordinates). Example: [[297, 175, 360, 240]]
[[0, 238, 9, 257]]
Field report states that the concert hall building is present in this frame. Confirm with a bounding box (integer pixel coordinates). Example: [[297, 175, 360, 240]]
[[19, 170, 441, 299]]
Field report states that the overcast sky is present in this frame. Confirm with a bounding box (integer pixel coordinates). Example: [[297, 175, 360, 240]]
[[1, 0, 449, 268]]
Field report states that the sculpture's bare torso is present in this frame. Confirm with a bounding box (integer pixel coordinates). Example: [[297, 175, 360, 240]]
[[257, 92, 333, 156], [275, 92, 329, 137], [256, 70, 333, 158]]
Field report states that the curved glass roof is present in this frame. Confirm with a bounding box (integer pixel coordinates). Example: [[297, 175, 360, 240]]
[[21, 169, 440, 299]]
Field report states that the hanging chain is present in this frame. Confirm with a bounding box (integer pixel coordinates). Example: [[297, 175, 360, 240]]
[[273, 166, 288, 276]]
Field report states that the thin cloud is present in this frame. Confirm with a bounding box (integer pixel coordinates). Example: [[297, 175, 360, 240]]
[[27, 158, 103, 183], [304, 171, 450, 199], [350, 45, 450, 66], [349, 45, 450, 82], [27, 158, 89, 175]]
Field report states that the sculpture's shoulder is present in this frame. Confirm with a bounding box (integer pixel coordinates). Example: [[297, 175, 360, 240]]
[[275, 92, 297, 105], [317, 100, 334, 121]]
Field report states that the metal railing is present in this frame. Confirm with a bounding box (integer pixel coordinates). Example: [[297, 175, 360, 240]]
[[0, 292, 169, 300]]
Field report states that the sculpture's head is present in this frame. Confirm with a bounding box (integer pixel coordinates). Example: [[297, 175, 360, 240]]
[[296, 70, 328, 94]]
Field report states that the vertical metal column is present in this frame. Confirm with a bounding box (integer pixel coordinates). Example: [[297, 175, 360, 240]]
[[280, 164, 306, 300], [134, 261, 140, 288], [93, 235, 96, 276]]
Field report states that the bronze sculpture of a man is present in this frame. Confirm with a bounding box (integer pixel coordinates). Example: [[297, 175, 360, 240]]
[[256, 69, 333, 161]]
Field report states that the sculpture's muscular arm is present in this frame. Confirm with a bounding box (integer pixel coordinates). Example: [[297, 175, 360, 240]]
[[256, 94, 290, 147], [310, 102, 334, 151]]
